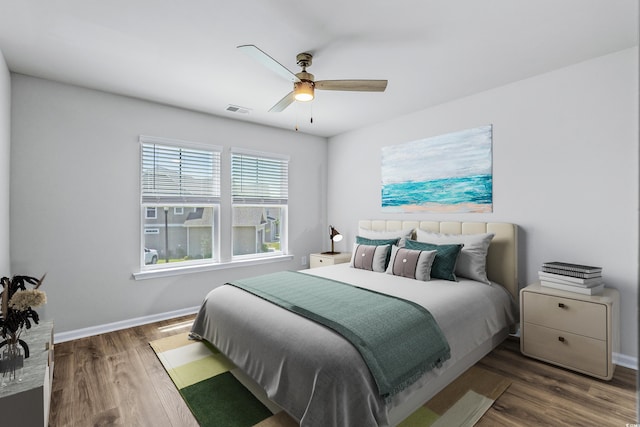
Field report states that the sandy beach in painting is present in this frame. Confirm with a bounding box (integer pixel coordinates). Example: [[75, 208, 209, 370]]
[[382, 202, 493, 214]]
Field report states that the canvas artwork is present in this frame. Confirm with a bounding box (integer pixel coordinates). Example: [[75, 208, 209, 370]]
[[381, 125, 493, 213]]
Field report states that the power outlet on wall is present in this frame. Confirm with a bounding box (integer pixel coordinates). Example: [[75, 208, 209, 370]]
[[301, 256, 308, 266]]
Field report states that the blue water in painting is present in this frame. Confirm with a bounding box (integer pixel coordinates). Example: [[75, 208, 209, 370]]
[[382, 174, 492, 207]]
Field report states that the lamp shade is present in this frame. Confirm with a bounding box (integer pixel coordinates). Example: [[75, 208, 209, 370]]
[[294, 80, 314, 102], [322, 226, 342, 254], [330, 226, 342, 242]]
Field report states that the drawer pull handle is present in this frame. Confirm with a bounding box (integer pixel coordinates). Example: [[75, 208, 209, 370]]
[[558, 303, 566, 309], [558, 336, 565, 343]]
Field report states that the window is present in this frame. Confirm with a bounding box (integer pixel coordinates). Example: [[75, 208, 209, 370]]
[[145, 207, 157, 219], [140, 136, 221, 268], [231, 149, 288, 258]]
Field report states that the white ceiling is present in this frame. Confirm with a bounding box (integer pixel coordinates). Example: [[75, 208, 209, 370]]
[[0, 1, 637, 137]]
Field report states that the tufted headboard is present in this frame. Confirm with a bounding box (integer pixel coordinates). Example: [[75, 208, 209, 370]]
[[358, 220, 519, 300]]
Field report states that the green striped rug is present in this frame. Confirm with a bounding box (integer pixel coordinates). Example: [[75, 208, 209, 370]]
[[150, 333, 510, 427]]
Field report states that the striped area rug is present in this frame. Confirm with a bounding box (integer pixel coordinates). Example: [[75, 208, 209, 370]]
[[150, 333, 510, 427]]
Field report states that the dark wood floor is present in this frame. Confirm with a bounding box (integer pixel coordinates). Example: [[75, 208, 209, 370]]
[[49, 315, 636, 426]]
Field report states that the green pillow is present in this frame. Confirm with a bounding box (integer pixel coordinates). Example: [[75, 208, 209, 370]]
[[355, 236, 400, 246], [405, 239, 463, 281]]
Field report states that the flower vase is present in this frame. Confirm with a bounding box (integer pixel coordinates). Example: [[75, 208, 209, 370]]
[[0, 339, 28, 386]]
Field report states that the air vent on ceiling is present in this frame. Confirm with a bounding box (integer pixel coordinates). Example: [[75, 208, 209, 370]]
[[226, 104, 251, 114]]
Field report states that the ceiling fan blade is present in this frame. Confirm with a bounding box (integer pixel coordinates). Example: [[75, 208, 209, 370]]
[[237, 45, 300, 83], [315, 80, 388, 92], [269, 91, 296, 112]]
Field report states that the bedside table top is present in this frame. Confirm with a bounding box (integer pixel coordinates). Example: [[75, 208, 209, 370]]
[[522, 282, 618, 304], [312, 252, 352, 260]]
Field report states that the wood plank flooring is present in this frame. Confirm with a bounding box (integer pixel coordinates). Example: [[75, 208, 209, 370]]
[[49, 315, 636, 426], [477, 339, 636, 426]]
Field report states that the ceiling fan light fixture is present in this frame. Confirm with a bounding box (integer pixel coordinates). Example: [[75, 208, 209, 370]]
[[294, 80, 314, 102]]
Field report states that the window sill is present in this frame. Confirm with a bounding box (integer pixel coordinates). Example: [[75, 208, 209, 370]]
[[132, 254, 295, 280]]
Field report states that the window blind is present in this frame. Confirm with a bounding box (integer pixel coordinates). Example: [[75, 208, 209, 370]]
[[231, 151, 289, 204], [141, 137, 221, 204]]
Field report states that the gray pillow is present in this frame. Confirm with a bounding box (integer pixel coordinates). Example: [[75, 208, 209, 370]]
[[415, 229, 494, 284], [355, 236, 398, 269], [385, 245, 437, 281], [350, 243, 391, 272]]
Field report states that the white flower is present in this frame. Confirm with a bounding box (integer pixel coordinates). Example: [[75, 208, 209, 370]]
[[8, 289, 47, 311]]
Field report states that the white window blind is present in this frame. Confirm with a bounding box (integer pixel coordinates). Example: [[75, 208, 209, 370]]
[[141, 136, 221, 204], [231, 151, 289, 204]]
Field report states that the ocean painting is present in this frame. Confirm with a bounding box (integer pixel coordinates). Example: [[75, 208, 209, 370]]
[[381, 125, 493, 213]]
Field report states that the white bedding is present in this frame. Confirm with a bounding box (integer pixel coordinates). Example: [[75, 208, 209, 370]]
[[191, 263, 516, 426]]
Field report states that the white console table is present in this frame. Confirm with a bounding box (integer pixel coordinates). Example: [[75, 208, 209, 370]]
[[0, 321, 54, 426]]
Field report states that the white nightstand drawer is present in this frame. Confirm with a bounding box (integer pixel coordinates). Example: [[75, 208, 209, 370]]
[[309, 252, 352, 268], [522, 292, 607, 340], [522, 322, 608, 378], [310, 257, 331, 268]]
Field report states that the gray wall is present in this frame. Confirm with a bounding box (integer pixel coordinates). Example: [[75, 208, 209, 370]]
[[10, 75, 327, 333], [0, 50, 9, 274], [327, 48, 639, 360], [7, 47, 639, 364]]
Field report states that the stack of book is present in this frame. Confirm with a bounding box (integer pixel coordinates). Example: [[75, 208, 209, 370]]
[[538, 261, 604, 295]]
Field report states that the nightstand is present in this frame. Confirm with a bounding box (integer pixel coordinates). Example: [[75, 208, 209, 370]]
[[309, 252, 352, 268], [520, 283, 619, 380]]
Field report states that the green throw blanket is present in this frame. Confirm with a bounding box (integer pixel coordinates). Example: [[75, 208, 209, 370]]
[[227, 270, 450, 398]]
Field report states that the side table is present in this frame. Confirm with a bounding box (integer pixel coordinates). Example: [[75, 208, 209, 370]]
[[520, 283, 619, 380], [309, 252, 352, 268], [0, 320, 54, 426]]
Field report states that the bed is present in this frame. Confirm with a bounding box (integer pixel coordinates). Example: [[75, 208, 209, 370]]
[[191, 220, 518, 426]]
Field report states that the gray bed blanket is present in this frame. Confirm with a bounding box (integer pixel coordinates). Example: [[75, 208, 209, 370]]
[[226, 270, 450, 399]]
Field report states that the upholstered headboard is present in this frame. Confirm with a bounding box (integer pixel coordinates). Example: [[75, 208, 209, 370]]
[[358, 220, 519, 299]]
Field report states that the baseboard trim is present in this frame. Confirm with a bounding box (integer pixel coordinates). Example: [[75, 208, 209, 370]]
[[614, 352, 638, 371], [53, 306, 200, 343]]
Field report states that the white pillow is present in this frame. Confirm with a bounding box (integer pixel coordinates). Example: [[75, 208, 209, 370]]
[[415, 229, 494, 284], [385, 245, 437, 281], [350, 243, 391, 272], [357, 228, 414, 247]]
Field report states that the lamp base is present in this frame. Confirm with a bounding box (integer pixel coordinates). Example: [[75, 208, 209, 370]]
[[321, 251, 341, 255]]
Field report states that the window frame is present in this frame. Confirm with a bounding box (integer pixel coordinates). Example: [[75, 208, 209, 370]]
[[139, 135, 221, 271], [230, 148, 289, 261], [133, 140, 294, 280]]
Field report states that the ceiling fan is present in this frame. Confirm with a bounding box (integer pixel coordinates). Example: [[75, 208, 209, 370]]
[[238, 44, 388, 112]]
